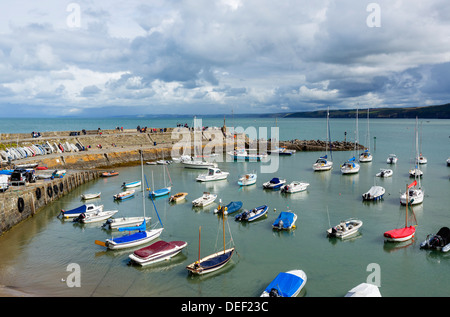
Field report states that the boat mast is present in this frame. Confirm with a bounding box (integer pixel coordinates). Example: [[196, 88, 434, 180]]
[[198, 226, 201, 263], [141, 151, 145, 218], [405, 184, 409, 227], [366, 108, 370, 151], [223, 211, 226, 253], [327, 107, 332, 161]]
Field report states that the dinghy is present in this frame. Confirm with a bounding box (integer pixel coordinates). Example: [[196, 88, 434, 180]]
[[262, 177, 286, 190], [345, 283, 381, 297], [362, 186, 385, 201], [237, 173, 257, 186], [169, 192, 188, 202], [196, 167, 229, 182], [129, 240, 188, 266], [386, 154, 398, 164], [102, 217, 152, 230], [261, 270, 307, 297], [376, 169, 393, 178], [281, 181, 310, 193], [113, 189, 135, 200], [192, 192, 217, 207], [235, 205, 268, 222], [420, 227, 450, 252], [101, 171, 119, 177], [327, 219, 363, 239], [272, 211, 297, 230], [80, 192, 101, 200], [122, 181, 141, 188], [74, 210, 118, 224], [214, 201, 243, 215], [59, 204, 103, 218]]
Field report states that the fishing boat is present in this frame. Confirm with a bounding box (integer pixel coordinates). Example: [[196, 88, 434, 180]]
[[102, 217, 152, 230], [113, 189, 136, 200], [268, 147, 295, 155], [196, 167, 229, 182], [186, 215, 235, 275], [228, 147, 268, 161], [420, 227, 450, 252], [59, 204, 103, 218], [385, 184, 417, 242], [102, 171, 119, 177], [129, 240, 188, 266], [169, 192, 188, 202], [74, 209, 118, 224], [376, 169, 393, 178], [214, 200, 243, 215], [235, 205, 268, 222], [237, 172, 257, 186], [272, 211, 297, 230], [327, 219, 363, 239], [281, 181, 310, 193], [386, 154, 398, 164], [192, 192, 217, 207], [95, 152, 164, 250], [359, 108, 373, 162], [340, 157, 360, 174], [345, 283, 381, 297], [80, 192, 101, 200], [362, 186, 385, 201], [262, 177, 286, 190], [260, 270, 307, 297], [122, 181, 141, 188]]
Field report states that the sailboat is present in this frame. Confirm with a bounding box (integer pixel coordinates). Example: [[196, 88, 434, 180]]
[[186, 215, 235, 275], [359, 108, 373, 162], [417, 120, 427, 164], [341, 109, 360, 174], [95, 152, 164, 250], [384, 183, 417, 242], [401, 117, 424, 205], [149, 164, 172, 198], [313, 107, 333, 171]]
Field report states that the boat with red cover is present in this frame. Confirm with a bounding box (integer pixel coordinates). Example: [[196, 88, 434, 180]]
[[129, 240, 187, 266]]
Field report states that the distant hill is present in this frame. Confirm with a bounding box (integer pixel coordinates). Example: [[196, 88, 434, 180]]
[[273, 103, 450, 119]]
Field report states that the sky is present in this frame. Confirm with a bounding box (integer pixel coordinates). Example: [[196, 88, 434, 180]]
[[0, 0, 449, 117]]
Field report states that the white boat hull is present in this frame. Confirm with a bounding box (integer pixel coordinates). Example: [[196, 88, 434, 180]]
[[103, 217, 151, 230], [400, 188, 424, 205], [192, 193, 217, 207], [327, 219, 363, 239], [80, 210, 118, 223], [281, 181, 309, 193]]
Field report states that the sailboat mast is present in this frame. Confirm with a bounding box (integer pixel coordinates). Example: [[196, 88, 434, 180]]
[[223, 211, 226, 253], [367, 108, 370, 150], [198, 226, 201, 262], [405, 184, 409, 227], [141, 151, 145, 218]]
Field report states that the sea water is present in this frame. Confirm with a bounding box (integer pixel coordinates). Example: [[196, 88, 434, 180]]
[[0, 117, 449, 297]]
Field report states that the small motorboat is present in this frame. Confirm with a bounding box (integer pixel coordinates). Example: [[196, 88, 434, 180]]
[[80, 192, 101, 200], [102, 171, 119, 177], [169, 192, 188, 202], [214, 201, 243, 215], [268, 147, 296, 156], [327, 219, 363, 239], [237, 173, 257, 186], [261, 270, 307, 297], [281, 181, 310, 193], [362, 186, 385, 201], [447, 157, 450, 166], [113, 189, 136, 200], [74, 210, 118, 224], [376, 169, 393, 178], [420, 227, 450, 252], [416, 154, 427, 164], [59, 204, 103, 218], [272, 211, 297, 230], [235, 205, 268, 222], [196, 167, 229, 182], [129, 240, 188, 266], [262, 177, 286, 190], [102, 217, 152, 230], [122, 181, 141, 188], [345, 283, 381, 297], [386, 154, 398, 164], [192, 192, 217, 207]]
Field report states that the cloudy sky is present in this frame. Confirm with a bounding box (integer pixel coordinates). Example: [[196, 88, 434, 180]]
[[0, 0, 449, 117]]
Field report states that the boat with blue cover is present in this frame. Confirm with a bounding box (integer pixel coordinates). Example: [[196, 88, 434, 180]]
[[235, 205, 268, 222], [59, 204, 103, 218], [214, 201, 243, 215], [272, 211, 297, 230], [261, 270, 307, 297], [262, 177, 286, 190]]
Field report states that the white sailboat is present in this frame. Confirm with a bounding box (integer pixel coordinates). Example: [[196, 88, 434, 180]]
[[401, 117, 424, 206], [313, 107, 333, 171], [359, 108, 373, 162], [341, 109, 360, 174]]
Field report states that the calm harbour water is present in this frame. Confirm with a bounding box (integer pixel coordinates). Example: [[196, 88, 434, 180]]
[[0, 116, 449, 297]]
